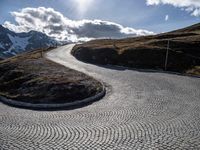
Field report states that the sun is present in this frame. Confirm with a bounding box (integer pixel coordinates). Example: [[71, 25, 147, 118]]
[[72, 0, 94, 15]]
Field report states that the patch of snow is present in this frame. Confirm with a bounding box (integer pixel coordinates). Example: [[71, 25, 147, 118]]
[[3, 50, 16, 55], [0, 43, 4, 49], [4, 45, 17, 55], [8, 34, 31, 51]]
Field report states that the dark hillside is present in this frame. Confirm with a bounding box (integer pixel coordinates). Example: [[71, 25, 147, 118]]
[[0, 48, 103, 104], [72, 23, 200, 76]]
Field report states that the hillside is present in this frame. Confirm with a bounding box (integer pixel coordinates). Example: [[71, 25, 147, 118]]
[[72, 23, 200, 76], [0, 25, 60, 59], [0, 48, 103, 105]]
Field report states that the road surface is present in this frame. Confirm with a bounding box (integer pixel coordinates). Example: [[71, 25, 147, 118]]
[[1, 44, 200, 149]]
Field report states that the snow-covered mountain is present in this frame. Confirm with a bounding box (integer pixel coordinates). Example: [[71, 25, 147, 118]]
[[0, 25, 60, 59]]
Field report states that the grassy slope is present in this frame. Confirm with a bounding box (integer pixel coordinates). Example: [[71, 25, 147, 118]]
[[72, 23, 200, 76], [0, 48, 102, 104]]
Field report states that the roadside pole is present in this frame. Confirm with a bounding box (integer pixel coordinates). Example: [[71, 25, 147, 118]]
[[40, 41, 43, 58], [42, 48, 44, 57], [164, 40, 170, 71]]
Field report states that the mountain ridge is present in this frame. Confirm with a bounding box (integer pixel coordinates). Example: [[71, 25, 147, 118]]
[[0, 25, 60, 59]]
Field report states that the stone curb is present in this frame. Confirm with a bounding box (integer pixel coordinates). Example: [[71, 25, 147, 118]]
[[0, 82, 106, 110]]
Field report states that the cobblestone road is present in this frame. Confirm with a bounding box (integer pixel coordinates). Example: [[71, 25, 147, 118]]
[[1, 44, 200, 150]]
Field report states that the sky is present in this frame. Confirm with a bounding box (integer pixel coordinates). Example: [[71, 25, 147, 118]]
[[0, 0, 200, 42]]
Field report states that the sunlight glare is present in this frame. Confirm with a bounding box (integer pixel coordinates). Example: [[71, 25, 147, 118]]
[[72, 0, 94, 15]]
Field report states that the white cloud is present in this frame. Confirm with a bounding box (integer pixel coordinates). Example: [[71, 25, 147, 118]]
[[165, 15, 169, 21], [3, 7, 154, 42], [146, 0, 200, 17]]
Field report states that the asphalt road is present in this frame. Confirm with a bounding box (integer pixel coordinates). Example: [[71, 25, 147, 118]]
[[1, 44, 200, 149]]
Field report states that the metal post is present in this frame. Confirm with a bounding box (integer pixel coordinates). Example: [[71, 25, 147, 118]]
[[113, 41, 117, 49], [40, 41, 43, 57], [164, 40, 170, 71], [42, 49, 43, 57]]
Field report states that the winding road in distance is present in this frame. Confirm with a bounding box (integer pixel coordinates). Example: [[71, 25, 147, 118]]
[[1, 44, 200, 149]]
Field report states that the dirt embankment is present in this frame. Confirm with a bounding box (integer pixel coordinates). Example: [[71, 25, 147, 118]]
[[72, 23, 200, 76], [0, 48, 103, 104]]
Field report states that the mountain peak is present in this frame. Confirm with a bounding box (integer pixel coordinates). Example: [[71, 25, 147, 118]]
[[0, 25, 6, 30], [28, 30, 42, 34], [0, 25, 60, 59]]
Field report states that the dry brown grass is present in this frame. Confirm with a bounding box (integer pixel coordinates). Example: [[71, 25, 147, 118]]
[[72, 23, 200, 76], [0, 47, 103, 104]]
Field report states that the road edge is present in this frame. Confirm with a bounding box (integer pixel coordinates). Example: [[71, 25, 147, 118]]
[[0, 82, 106, 110]]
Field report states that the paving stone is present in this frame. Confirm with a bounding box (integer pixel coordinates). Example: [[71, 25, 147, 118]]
[[0, 45, 200, 150]]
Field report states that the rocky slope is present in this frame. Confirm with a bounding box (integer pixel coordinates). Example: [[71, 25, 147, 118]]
[[0, 25, 60, 59]]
